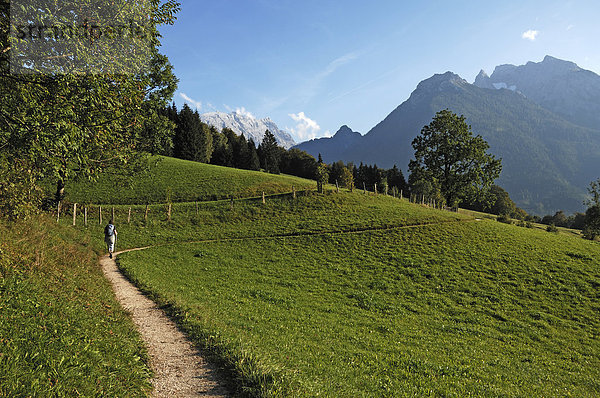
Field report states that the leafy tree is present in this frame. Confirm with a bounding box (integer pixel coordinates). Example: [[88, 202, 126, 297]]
[[583, 179, 600, 239], [1, 0, 181, 207], [338, 167, 354, 190], [583, 206, 600, 240], [280, 149, 317, 180], [138, 53, 179, 155], [316, 163, 329, 193], [568, 212, 587, 230], [586, 178, 600, 207], [409, 109, 502, 206]]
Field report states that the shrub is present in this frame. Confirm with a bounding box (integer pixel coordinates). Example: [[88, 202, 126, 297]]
[[497, 214, 512, 224], [546, 223, 559, 233]]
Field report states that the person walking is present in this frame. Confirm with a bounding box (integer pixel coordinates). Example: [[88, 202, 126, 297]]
[[104, 219, 118, 259]]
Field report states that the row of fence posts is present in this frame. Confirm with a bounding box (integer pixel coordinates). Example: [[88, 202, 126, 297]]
[[58, 183, 451, 226], [57, 186, 306, 226]]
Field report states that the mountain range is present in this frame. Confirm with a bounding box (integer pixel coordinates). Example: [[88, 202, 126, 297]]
[[200, 111, 296, 149], [295, 56, 600, 215]]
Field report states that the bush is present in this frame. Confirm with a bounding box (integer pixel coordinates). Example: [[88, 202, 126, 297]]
[[0, 158, 43, 220], [546, 224, 559, 233], [497, 214, 512, 224]]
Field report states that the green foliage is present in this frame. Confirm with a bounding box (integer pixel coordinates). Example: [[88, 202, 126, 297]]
[[0, 156, 42, 220], [409, 109, 502, 207], [173, 104, 213, 163], [586, 178, 600, 208], [546, 223, 559, 233], [279, 149, 317, 180], [1, 0, 181, 211], [258, 130, 283, 174], [328, 161, 354, 190], [583, 205, 600, 240], [338, 167, 354, 190], [0, 216, 151, 396], [496, 214, 512, 224], [315, 163, 329, 193], [117, 196, 600, 397]]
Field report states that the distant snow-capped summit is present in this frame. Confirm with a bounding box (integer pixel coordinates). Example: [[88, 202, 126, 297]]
[[199, 111, 296, 149]]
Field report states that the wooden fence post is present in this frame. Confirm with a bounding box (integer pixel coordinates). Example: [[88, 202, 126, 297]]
[[56, 201, 61, 223], [262, 192, 266, 204], [335, 180, 339, 193], [400, 190, 403, 200], [374, 183, 378, 195], [128, 207, 131, 224], [385, 184, 388, 196], [363, 182, 366, 194], [144, 204, 149, 222], [167, 203, 172, 221], [293, 186, 296, 199], [72, 203, 77, 226], [111, 207, 115, 222], [84, 206, 88, 227]]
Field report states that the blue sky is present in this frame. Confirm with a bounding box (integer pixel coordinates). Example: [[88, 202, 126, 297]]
[[158, 0, 600, 143]]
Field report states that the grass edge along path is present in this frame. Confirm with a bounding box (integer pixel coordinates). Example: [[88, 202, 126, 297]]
[[118, 218, 600, 397], [110, 216, 474, 396], [0, 215, 152, 397], [101, 249, 229, 397]]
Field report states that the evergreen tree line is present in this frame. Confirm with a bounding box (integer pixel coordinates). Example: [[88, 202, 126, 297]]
[[160, 103, 318, 176]]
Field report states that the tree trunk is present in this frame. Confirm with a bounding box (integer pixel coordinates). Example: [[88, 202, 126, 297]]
[[55, 178, 65, 203]]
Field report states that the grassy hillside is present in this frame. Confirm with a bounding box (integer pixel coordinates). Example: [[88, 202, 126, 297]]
[[60, 156, 316, 205], [114, 192, 600, 397], [0, 216, 151, 396], [67, 192, 464, 250]]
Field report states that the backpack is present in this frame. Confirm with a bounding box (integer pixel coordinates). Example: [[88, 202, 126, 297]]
[[105, 224, 115, 237]]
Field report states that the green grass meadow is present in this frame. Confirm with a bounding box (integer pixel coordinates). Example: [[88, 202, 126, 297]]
[[115, 193, 600, 397], [0, 216, 151, 397], [60, 156, 317, 205], [15, 159, 600, 397]]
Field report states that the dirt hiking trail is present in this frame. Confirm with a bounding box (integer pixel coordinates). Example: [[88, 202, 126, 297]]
[[100, 251, 229, 397]]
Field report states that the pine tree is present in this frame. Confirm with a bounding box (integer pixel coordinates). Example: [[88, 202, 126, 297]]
[[258, 130, 281, 173]]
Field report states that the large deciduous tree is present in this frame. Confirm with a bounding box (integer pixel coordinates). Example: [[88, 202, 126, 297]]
[[0, 0, 180, 213], [408, 109, 502, 207]]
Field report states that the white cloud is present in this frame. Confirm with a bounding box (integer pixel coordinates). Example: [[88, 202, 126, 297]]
[[288, 112, 321, 141], [320, 52, 359, 80], [233, 107, 255, 119], [179, 92, 202, 110], [522, 30, 539, 41]]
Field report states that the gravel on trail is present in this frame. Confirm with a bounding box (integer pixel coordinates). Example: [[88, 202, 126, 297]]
[[100, 251, 229, 397]]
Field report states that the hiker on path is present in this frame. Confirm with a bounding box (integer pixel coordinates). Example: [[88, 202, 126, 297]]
[[104, 219, 118, 259]]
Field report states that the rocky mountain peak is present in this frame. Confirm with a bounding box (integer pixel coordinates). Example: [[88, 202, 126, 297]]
[[334, 125, 360, 137], [474, 69, 494, 89], [200, 111, 296, 149]]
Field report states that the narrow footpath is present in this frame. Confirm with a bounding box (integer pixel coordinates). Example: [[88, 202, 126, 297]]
[[100, 251, 229, 398]]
